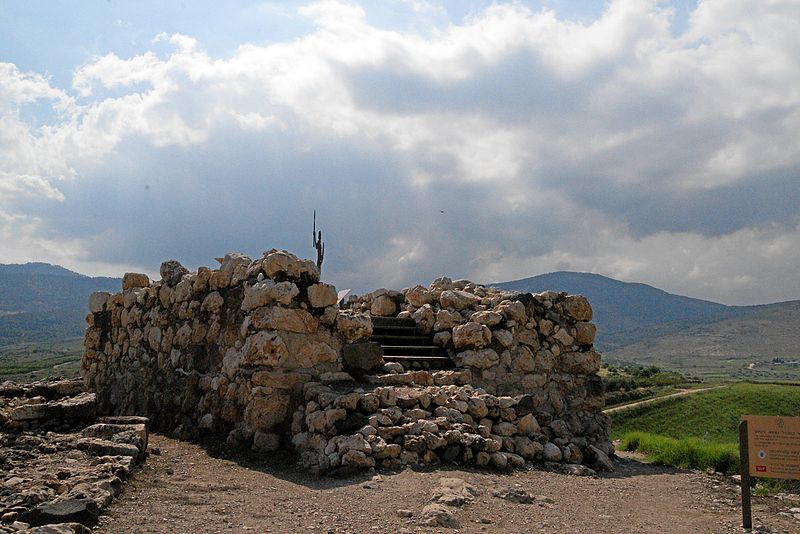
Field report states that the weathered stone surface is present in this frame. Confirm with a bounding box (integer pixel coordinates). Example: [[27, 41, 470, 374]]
[[251, 306, 318, 333], [405, 285, 432, 307], [88, 292, 111, 314], [308, 283, 338, 308], [242, 280, 300, 310], [469, 310, 503, 326], [433, 309, 464, 331], [420, 504, 458, 528], [562, 295, 592, 321], [458, 348, 499, 369], [121, 273, 149, 290], [452, 322, 492, 349], [543, 442, 562, 462], [440, 290, 481, 311], [575, 322, 597, 346], [490, 486, 534, 504], [342, 342, 385, 374], [159, 259, 189, 286], [262, 250, 319, 281], [336, 312, 372, 342], [370, 295, 397, 317]]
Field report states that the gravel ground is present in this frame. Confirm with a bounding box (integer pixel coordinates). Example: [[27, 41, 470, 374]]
[[93, 434, 800, 534]]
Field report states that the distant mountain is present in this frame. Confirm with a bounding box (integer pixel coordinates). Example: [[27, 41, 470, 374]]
[[494, 272, 800, 380], [0, 263, 120, 345]]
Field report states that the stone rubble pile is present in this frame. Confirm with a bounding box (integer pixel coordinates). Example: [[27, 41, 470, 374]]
[[293, 381, 611, 475], [83, 249, 611, 475], [0, 380, 148, 533]]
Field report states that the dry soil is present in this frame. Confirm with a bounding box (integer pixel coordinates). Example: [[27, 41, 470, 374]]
[[93, 434, 800, 534]]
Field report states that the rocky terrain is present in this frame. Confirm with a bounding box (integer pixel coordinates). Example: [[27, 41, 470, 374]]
[[0, 380, 148, 533]]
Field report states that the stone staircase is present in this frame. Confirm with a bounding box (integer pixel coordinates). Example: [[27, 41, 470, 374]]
[[369, 316, 452, 370]]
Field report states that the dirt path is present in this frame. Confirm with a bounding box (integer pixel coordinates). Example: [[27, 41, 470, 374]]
[[92, 433, 800, 533], [603, 385, 728, 415]]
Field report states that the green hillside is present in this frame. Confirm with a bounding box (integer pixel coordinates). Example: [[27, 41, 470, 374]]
[[0, 263, 120, 346], [611, 383, 800, 442]]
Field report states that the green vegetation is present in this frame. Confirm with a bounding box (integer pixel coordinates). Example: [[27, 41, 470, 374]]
[[611, 382, 800, 442], [601, 363, 698, 407], [614, 382, 800, 484], [620, 432, 739, 474], [0, 338, 84, 382]]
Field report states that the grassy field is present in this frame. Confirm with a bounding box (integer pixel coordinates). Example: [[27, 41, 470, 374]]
[[612, 382, 800, 476], [0, 337, 84, 382], [611, 382, 800, 442]]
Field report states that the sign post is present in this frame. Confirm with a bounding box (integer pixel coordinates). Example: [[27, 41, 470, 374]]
[[738, 420, 752, 529], [739, 415, 800, 530]]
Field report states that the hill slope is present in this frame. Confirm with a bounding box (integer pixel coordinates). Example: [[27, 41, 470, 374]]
[[0, 263, 120, 345]]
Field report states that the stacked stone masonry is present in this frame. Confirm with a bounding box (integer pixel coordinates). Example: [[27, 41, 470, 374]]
[[82, 250, 612, 474]]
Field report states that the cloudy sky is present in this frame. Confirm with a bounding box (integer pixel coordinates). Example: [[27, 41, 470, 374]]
[[1, 0, 799, 305]]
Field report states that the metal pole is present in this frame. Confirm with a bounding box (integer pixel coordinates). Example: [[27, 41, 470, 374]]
[[739, 420, 752, 530]]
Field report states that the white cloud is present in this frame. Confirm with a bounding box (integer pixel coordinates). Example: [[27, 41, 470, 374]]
[[1, 0, 799, 304]]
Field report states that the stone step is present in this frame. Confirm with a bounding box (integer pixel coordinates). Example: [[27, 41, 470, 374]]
[[371, 325, 421, 336], [370, 334, 432, 345], [381, 345, 442, 356], [371, 316, 416, 328]]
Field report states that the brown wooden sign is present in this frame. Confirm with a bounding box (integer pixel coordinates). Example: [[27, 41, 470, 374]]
[[743, 415, 800, 480], [739, 415, 800, 529]]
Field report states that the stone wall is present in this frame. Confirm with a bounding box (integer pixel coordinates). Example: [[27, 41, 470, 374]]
[[82, 250, 611, 472]]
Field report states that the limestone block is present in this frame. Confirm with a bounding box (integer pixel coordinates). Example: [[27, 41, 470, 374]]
[[201, 292, 224, 314], [561, 295, 592, 321], [457, 348, 499, 369], [307, 283, 338, 308], [244, 393, 291, 432], [89, 292, 111, 313], [251, 306, 318, 333], [492, 329, 513, 348], [122, 272, 149, 290], [510, 345, 535, 373], [552, 327, 575, 347], [241, 331, 287, 366], [335, 312, 373, 342], [469, 310, 502, 326], [405, 285, 432, 307], [439, 290, 481, 311], [241, 280, 300, 310], [574, 322, 597, 346], [370, 295, 397, 316], [452, 322, 492, 349], [261, 250, 320, 281], [517, 413, 541, 435], [159, 259, 188, 286], [497, 300, 526, 323], [412, 304, 435, 333], [433, 309, 464, 331], [560, 351, 600, 374], [514, 436, 543, 459]]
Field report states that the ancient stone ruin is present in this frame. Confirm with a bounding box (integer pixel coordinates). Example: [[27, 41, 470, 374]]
[[82, 249, 612, 475], [0, 379, 148, 533]]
